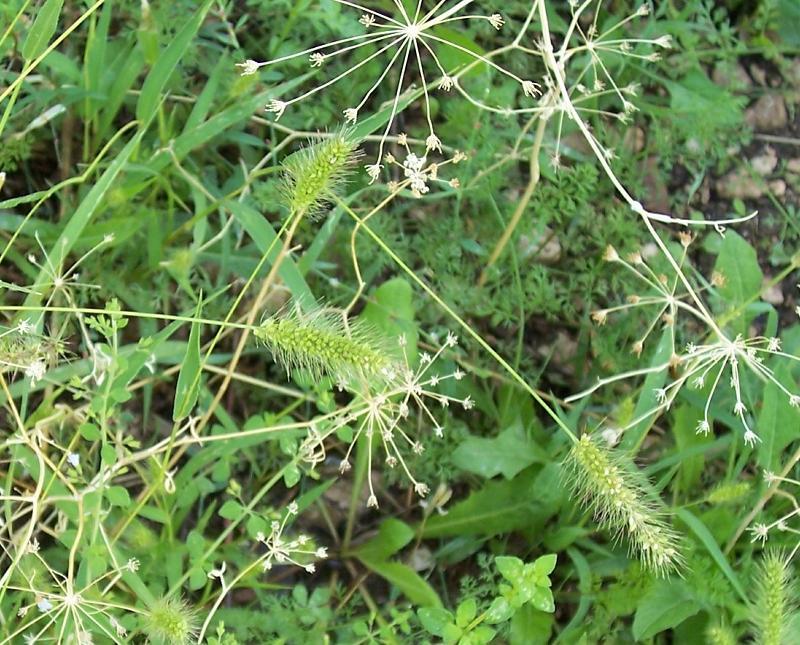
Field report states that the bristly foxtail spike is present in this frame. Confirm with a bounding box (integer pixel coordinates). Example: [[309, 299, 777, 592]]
[[254, 304, 396, 383], [564, 434, 683, 576], [750, 550, 798, 645], [281, 129, 362, 219]]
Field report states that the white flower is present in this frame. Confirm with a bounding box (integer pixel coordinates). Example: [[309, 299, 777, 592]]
[[208, 561, 227, 580], [365, 164, 382, 184], [600, 427, 621, 446], [66, 452, 80, 468], [655, 35, 673, 48], [488, 14, 504, 30], [110, 617, 127, 637], [309, 53, 325, 67], [522, 80, 541, 97], [438, 75, 454, 91], [25, 360, 46, 385], [744, 430, 760, 447], [236, 59, 260, 76], [425, 134, 442, 153], [37, 598, 53, 612], [63, 592, 81, 607], [266, 99, 287, 119], [695, 420, 710, 435], [402, 153, 430, 196], [359, 13, 376, 28], [343, 108, 358, 123], [749, 522, 769, 543], [17, 318, 34, 335]]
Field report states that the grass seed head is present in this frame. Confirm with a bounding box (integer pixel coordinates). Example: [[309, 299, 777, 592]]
[[282, 131, 361, 218], [565, 434, 683, 576], [143, 596, 198, 645], [751, 550, 797, 645], [254, 305, 394, 383]]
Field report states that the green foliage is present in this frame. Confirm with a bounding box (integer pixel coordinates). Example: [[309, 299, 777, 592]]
[[418, 554, 556, 644], [1, 0, 798, 642]]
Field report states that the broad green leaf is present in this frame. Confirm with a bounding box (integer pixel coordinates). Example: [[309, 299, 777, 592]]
[[485, 597, 514, 624], [23, 128, 147, 310], [620, 329, 672, 450], [757, 366, 798, 471], [224, 200, 314, 304], [421, 470, 544, 538], [172, 300, 202, 421], [359, 560, 442, 608], [533, 554, 557, 577], [351, 518, 414, 561], [418, 607, 454, 637], [354, 519, 441, 607], [714, 230, 763, 307], [105, 486, 131, 507], [510, 605, 553, 645], [673, 404, 711, 493], [633, 579, 700, 640], [22, 0, 64, 61], [676, 508, 747, 602], [452, 421, 545, 479], [456, 598, 477, 628], [218, 500, 244, 520], [361, 277, 418, 351], [496, 556, 524, 584], [136, 1, 212, 124], [530, 586, 555, 613]]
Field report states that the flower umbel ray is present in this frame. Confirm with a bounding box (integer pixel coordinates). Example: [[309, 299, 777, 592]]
[[300, 330, 469, 507], [239, 1, 539, 175]]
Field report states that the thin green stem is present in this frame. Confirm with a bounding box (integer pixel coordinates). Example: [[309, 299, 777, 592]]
[[336, 196, 577, 443]]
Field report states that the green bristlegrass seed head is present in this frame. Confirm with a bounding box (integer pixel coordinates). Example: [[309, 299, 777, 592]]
[[564, 434, 682, 576], [143, 596, 199, 645], [282, 131, 361, 218], [750, 550, 798, 645], [707, 481, 752, 505], [254, 305, 395, 382], [706, 623, 738, 645]]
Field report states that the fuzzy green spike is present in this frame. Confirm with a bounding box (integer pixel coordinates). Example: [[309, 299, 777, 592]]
[[143, 597, 198, 645], [564, 434, 682, 576], [282, 131, 360, 218], [706, 623, 737, 645], [707, 481, 751, 505], [751, 551, 797, 645], [254, 306, 394, 382]]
